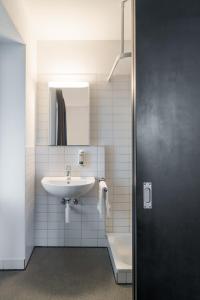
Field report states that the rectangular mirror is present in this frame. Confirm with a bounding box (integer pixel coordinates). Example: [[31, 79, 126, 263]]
[[48, 82, 90, 146]]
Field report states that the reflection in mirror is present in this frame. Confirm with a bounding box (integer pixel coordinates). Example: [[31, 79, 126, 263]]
[[48, 82, 90, 146]]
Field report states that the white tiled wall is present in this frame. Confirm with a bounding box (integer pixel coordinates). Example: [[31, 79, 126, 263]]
[[25, 147, 35, 265], [36, 74, 132, 246], [35, 146, 106, 247]]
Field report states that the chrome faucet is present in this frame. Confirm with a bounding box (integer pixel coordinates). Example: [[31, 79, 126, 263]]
[[66, 165, 71, 182]]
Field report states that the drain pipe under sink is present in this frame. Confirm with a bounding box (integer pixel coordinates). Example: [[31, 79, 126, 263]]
[[62, 198, 79, 223]]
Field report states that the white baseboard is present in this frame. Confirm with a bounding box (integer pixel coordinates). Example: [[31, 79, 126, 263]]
[[0, 259, 25, 270]]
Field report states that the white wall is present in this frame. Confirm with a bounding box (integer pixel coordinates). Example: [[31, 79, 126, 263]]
[[37, 40, 131, 76], [35, 41, 132, 246], [35, 74, 132, 246], [25, 147, 35, 264], [36, 40, 132, 241], [0, 0, 37, 267], [21, 0, 131, 41], [0, 1, 22, 43], [1, 0, 37, 147], [35, 146, 105, 247], [0, 43, 26, 268]]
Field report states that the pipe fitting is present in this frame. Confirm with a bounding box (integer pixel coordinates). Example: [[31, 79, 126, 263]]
[[61, 198, 71, 205], [73, 199, 79, 205]]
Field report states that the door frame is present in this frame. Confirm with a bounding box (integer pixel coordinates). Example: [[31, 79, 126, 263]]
[[131, 0, 137, 299]]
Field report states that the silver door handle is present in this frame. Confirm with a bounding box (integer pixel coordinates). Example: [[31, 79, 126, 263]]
[[143, 182, 152, 209]]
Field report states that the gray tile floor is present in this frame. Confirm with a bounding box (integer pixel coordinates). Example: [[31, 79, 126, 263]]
[[0, 248, 132, 300]]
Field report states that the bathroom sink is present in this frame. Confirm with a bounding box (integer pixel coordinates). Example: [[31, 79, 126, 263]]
[[41, 176, 95, 198]]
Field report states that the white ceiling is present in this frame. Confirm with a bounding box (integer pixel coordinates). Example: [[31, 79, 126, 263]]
[[24, 0, 132, 40]]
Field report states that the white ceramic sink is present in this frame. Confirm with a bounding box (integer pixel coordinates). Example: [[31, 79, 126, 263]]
[[41, 176, 95, 199]]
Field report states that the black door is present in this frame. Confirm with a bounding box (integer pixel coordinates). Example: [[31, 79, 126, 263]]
[[136, 1, 200, 299]]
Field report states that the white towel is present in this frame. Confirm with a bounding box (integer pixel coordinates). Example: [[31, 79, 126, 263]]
[[97, 181, 111, 219]]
